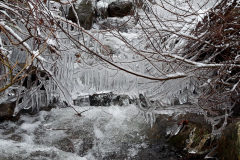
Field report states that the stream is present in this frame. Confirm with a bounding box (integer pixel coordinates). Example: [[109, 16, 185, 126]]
[[0, 104, 183, 160]]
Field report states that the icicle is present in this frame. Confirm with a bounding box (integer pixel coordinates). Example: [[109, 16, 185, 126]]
[[94, 33, 99, 53], [86, 34, 91, 49], [36, 91, 40, 111]]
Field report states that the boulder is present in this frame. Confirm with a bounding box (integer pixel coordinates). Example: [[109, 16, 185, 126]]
[[89, 92, 113, 106], [108, 1, 133, 17], [67, 0, 94, 30], [218, 120, 240, 160], [0, 102, 19, 121], [88, 93, 130, 106]]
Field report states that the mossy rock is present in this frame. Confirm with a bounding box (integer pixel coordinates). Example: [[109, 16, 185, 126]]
[[168, 121, 212, 151], [169, 133, 189, 150], [107, 1, 133, 17], [218, 121, 240, 160]]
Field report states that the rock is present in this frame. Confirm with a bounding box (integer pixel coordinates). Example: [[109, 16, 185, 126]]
[[112, 94, 130, 106], [88, 93, 131, 106], [67, 0, 94, 30], [139, 93, 148, 108], [30, 150, 57, 159], [218, 120, 240, 160], [134, 144, 180, 160], [168, 131, 189, 150], [7, 134, 22, 142], [78, 137, 94, 156], [108, 1, 133, 17], [89, 92, 113, 106], [53, 138, 75, 153], [0, 102, 19, 121], [146, 113, 215, 159]]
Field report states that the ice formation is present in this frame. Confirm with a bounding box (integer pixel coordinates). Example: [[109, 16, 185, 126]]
[[0, 0, 229, 135]]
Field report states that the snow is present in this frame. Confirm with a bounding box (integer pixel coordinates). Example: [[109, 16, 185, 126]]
[[97, 1, 108, 8], [166, 72, 186, 78]]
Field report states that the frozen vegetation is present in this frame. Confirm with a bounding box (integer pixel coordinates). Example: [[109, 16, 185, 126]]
[[0, 0, 239, 159]]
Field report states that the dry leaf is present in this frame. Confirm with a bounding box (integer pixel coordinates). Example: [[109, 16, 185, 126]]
[[39, 18, 44, 25]]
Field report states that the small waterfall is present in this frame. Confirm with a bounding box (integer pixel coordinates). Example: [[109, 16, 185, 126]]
[[0, 0, 225, 136]]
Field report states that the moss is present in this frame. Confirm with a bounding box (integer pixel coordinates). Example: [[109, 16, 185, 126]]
[[218, 122, 239, 160], [169, 133, 188, 150]]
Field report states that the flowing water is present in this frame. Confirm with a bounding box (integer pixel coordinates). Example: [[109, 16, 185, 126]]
[[0, 104, 183, 160]]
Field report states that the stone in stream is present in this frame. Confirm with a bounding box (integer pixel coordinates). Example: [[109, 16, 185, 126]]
[[67, 0, 94, 30], [53, 138, 75, 153], [107, 1, 133, 17], [0, 102, 19, 122], [87, 92, 130, 106], [89, 92, 113, 106]]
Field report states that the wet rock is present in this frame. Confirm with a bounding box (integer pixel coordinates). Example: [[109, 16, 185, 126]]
[[168, 131, 189, 150], [30, 150, 57, 159], [88, 93, 131, 106], [0, 102, 19, 121], [1, 125, 16, 135], [7, 134, 22, 142], [107, 1, 133, 17], [78, 137, 94, 156], [134, 144, 180, 160], [65, 129, 94, 156], [0, 155, 25, 160], [139, 94, 148, 108], [145, 112, 215, 159], [53, 138, 75, 153], [89, 92, 113, 106], [67, 0, 94, 30], [218, 120, 240, 160]]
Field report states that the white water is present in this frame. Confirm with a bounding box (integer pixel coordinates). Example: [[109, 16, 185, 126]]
[[0, 105, 150, 159]]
